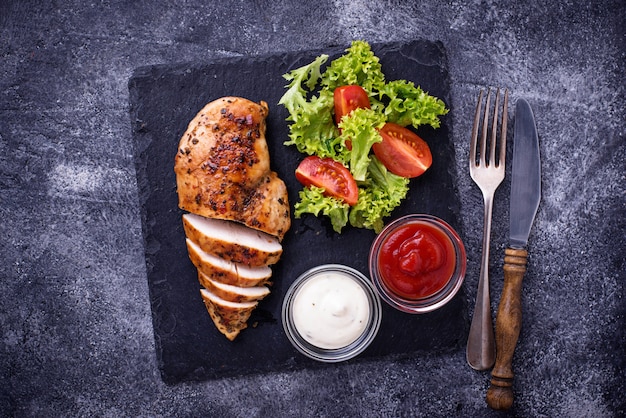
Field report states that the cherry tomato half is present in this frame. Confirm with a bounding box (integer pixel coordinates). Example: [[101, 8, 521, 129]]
[[372, 123, 433, 178], [333, 85, 371, 125], [295, 156, 359, 206], [334, 85, 371, 150]]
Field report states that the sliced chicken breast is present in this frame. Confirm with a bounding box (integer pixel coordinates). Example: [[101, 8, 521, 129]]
[[183, 213, 282, 267], [186, 239, 272, 287], [200, 288, 258, 341], [197, 270, 270, 303], [175, 96, 292, 340]]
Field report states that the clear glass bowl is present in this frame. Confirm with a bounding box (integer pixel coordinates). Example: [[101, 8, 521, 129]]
[[281, 264, 382, 363], [369, 214, 466, 314]]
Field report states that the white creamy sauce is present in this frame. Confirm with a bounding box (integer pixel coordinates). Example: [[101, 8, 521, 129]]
[[292, 272, 370, 349]]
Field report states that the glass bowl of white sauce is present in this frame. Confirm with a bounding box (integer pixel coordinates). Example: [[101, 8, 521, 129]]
[[281, 264, 382, 363]]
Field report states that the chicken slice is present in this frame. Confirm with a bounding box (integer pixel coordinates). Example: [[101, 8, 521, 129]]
[[186, 239, 272, 287], [182, 213, 282, 267], [198, 271, 270, 303], [200, 288, 258, 341]]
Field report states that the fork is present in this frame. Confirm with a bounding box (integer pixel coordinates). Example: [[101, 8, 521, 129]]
[[466, 88, 509, 371]]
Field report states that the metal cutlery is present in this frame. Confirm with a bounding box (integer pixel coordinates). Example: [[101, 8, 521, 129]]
[[486, 98, 541, 410], [466, 88, 509, 371]]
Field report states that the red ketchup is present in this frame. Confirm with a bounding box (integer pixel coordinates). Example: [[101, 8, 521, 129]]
[[377, 221, 456, 299]]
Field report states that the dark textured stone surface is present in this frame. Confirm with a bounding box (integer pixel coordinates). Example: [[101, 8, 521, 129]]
[[1, 0, 624, 416]]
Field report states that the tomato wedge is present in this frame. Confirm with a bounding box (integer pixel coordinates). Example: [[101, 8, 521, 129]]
[[295, 156, 359, 206], [372, 123, 433, 178], [333, 85, 370, 125], [334, 85, 370, 150]]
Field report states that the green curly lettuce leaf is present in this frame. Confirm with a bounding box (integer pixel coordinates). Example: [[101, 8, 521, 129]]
[[279, 56, 340, 158], [349, 157, 410, 233], [379, 80, 449, 129], [294, 186, 350, 233], [321, 40, 386, 94], [278, 54, 328, 115], [337, 108, 385, 182]]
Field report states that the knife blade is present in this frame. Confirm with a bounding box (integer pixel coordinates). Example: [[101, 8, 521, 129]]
[[486, 98, 540, 410], [509, 99, 541, 248]]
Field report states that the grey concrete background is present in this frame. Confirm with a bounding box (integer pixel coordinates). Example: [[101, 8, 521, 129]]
[[1, 1, 624, 417]]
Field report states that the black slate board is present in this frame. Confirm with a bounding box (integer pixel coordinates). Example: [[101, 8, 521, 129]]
[[129, 40, 467, 384]]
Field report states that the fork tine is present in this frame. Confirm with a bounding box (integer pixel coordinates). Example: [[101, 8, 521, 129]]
[[470, 89, 484, 167], [480, 89, 492, 166], [490, 88, 500, 167], [499, 89, 509, 168]]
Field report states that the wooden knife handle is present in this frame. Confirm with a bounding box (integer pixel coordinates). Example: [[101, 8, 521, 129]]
[[486, 247, 528, 410]]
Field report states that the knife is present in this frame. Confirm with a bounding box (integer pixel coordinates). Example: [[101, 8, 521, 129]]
[[486, 98, 541, 410]]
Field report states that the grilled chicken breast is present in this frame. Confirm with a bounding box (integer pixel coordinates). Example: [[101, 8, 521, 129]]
[[174, 97, 290, 240], [175, 97, 291, 340]]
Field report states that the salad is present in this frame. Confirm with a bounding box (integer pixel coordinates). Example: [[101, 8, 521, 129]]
[[278, 40, 448, 233]]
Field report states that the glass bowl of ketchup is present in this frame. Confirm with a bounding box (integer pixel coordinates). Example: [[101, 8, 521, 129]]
[[369, 214, 466, 314]]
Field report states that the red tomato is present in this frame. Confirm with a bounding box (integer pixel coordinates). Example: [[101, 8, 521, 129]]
[[333, 85, 371, 125], [295, 156, 359, 206], [372, 123, 433, 178]]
